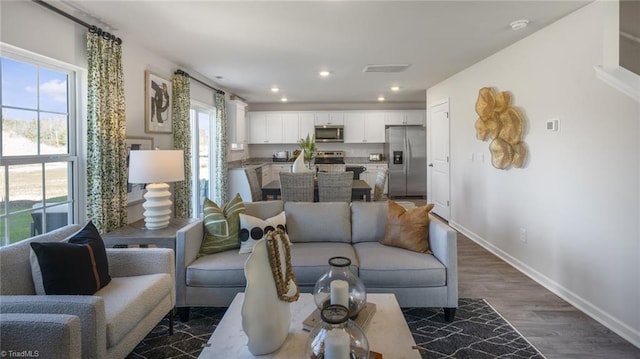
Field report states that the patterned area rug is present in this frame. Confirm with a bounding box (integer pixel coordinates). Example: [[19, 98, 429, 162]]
[[127, 298, 544, 359]]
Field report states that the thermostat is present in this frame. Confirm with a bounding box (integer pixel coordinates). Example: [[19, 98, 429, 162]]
[[546, 118, 559, 132]]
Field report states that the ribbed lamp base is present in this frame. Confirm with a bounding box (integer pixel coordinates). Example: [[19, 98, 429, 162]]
[[142, 182, 172, 230]]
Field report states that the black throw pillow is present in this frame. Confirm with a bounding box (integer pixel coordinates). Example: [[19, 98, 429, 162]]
[[30, 221, 111, 295]]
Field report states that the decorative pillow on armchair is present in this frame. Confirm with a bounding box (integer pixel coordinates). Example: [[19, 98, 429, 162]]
[[29, 221, 111, 295], [238, 211, 288, 254], [199, 193, 245, 255], [380, 200, 435, 253]]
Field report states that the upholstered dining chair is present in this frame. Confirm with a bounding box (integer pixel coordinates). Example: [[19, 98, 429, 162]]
[[373, 168, 389, 201], [244, 167, 263, 202], [279, 172, 314, 202], [317, 172, 353, 202]]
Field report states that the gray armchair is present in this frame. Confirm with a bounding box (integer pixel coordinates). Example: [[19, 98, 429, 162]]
[[0, 225, 175, 359]]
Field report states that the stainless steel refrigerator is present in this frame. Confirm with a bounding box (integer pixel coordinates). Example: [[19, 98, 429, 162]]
[[385, 126, 426, 198]]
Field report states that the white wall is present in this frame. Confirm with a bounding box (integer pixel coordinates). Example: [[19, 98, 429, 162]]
[[0, 1, 229, 223], [427, 1, 640, 345]]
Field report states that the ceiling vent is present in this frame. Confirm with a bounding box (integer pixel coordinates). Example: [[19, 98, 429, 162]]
[[362, 64, 411, 73]]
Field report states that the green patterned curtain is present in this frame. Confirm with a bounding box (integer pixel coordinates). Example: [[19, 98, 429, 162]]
[[172, 72, 192, 218], [86, 31, 127, 233], [213, 93, 228, 205]]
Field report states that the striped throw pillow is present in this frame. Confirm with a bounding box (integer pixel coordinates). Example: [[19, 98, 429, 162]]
[[199, 193, 245, 255]]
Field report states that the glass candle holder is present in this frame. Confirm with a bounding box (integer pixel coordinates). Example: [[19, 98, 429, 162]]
[[313, 256, 366, 318], [305, 304, 370, 359]]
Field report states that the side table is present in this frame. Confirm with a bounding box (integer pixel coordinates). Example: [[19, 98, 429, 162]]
[[102, 218, 199, 250]]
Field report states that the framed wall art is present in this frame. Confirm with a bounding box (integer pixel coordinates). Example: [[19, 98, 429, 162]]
[[126, 136, 154, 205], [145, 70, 172, 133]]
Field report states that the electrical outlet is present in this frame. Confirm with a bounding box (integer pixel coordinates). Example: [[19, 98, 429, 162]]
[[520, 228, 527, 243]]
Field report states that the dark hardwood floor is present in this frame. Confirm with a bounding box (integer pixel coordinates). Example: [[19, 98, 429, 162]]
[[456, 232, 640, 359]]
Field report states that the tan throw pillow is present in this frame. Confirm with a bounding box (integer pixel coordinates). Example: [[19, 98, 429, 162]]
[[380, 200, 435, 253], [198, 193, 245, 255]]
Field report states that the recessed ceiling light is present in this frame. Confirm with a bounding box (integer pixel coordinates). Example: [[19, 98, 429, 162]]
[[271, 87, 280, 93], [281, 97, 288, 102], [510, 19, 529, 31], [319, 70, 331, 77], [391, 86, 400, 92], [378, 96, 385, 102]]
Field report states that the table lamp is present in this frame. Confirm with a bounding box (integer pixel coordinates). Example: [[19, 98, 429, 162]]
[[128, 149, 185, 230]]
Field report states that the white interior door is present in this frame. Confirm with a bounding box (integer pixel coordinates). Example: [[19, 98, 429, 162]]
[[429, 100, 450, 220]]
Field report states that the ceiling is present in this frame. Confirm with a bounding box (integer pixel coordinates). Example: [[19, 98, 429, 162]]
[[61, 1, 590, 105]]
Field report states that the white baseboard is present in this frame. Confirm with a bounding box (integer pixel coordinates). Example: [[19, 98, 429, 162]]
[[449, 220, 640, 349]]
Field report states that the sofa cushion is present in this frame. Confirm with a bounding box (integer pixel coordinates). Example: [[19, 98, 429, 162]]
[[285, 202, 351, 243], [95, 273, 172, 348], [187, 250, 250, 288], [289, 242, 358, 287], [244, 200, 284, 220], [199, 194, 245, 255], [351, 201, 387, 243], [380, 201, 435, 253], [29, 221, 111, 295], [238, 211, 287, 254], [354, 242, 445, 288]]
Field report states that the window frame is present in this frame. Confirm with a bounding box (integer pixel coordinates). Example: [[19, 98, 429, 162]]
[[0, 43, 84, 246], [190, 100, 217, 217]]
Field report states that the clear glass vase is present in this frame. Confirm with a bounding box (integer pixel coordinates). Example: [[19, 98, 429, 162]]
[[305, 304, 370, 359], [313, 256, 366, 318]]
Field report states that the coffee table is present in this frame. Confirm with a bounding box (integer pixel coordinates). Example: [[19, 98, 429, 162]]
[[198, 293, 420, 358]]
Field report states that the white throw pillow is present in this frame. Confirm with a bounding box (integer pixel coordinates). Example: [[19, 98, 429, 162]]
[[239, 211, 288, 254]]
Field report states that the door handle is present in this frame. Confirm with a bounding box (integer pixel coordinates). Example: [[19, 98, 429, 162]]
[[428, 163, 434, 167]]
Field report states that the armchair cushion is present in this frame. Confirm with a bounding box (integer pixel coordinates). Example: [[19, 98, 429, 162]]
[[95, 273, 173, 348], [29, 221, 111, 295]]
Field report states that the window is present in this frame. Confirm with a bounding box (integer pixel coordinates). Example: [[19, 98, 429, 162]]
[[0, 49, 79, 246], [190, 102, 218, 217]]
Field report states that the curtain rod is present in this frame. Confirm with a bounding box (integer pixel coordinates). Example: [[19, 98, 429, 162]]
[[175, 69, 225, 95], [32, 0, 122, 45]]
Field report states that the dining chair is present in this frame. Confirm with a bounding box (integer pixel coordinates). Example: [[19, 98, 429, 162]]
[[279, 172, 314, 202], [244, 167, 263, 202], [373, 168, 389, 201], [317, 172, 353, 202]]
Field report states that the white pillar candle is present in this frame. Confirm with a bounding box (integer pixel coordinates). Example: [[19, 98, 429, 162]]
[[324, 329, 350, 359], [330, 279, 349, 308]]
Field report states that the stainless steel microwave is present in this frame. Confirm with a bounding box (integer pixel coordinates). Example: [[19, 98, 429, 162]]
[[314, 125, 344, 142]]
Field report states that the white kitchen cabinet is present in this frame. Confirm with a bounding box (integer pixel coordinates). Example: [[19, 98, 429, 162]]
[[314, 111, 344, 125], [226, 100, 247, 148], [384, 110, 425, 126], [298, 112, 315, 141], [281, 112, 300, 144], [343, 112, 365, 143], [270, 163, 292, 182], [248, 112, 267, 144], [265, 113, 284, 143], [248, 112, 284, 144], [344, 111, 385, 143]]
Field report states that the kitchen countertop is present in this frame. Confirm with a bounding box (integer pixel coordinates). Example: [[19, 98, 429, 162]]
[[228, 157, 387, 169]]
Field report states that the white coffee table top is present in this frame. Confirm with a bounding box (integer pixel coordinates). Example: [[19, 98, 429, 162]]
[[198, 293, 420, 359]]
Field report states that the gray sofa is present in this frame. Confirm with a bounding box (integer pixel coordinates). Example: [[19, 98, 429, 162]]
[[0, 224, 176, 359], [176, 200, 458, 322]]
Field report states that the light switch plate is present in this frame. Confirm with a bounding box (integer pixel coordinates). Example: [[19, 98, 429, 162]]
[[546, 118, 559, 131]]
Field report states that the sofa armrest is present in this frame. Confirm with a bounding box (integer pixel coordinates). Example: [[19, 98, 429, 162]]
[[429, 216, 459, 308], [107, 248, 175, 278], [0, 295, 106, 359], [175, 219, 204, 307], [0, 313, 81, 359]]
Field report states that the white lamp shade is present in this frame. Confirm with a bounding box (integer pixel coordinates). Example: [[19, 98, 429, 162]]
[[129, 150, 185, 184]]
